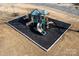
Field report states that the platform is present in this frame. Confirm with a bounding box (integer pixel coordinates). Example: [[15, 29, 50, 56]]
[[8, 16, 71, 51]]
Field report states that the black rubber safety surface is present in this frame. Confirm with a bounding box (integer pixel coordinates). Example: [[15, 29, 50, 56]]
[[8, 16, 71, 51]]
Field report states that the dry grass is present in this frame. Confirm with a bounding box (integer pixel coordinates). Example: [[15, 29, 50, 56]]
[[0, 4, 79, 56]]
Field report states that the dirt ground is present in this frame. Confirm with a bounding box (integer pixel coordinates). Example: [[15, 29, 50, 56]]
[[0, 4, 79, 56]]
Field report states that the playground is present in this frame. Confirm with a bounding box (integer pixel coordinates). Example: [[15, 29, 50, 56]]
[[0, 4, 79, 55]]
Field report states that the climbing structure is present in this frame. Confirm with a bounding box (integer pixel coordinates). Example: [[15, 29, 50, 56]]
[[26, 9, 54, 35]]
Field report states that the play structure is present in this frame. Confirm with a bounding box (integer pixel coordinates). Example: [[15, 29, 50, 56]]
[[25, 9, 55, 35], [8, 9, 71, 51]]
